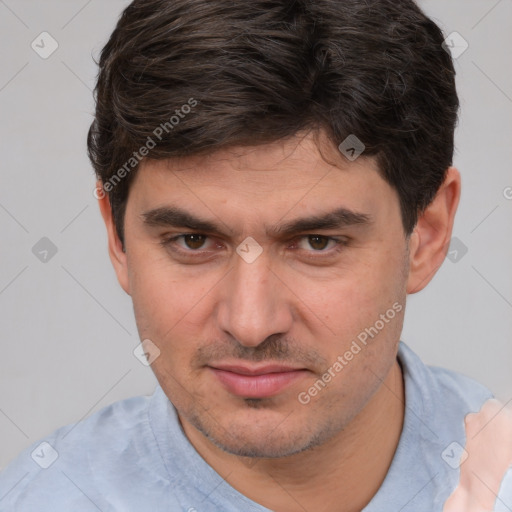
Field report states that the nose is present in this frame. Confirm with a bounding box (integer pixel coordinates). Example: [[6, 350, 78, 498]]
[[216, 251, 293, 348]]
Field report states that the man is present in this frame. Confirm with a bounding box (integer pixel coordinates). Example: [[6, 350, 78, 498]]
[[1, 0, 511, 510]]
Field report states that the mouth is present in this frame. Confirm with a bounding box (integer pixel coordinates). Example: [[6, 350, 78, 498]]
[[208, 363, 309, 399]]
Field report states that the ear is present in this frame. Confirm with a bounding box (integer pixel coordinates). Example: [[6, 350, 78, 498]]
[[96, 180, 131, 295], [406, 167, 461, 294]]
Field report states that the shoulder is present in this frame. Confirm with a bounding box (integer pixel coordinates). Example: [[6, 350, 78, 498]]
[[0, 391, 165, 511], [397, 342, 512, 511], [397, 341, 493, 417]]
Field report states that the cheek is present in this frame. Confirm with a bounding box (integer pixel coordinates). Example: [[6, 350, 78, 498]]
[[127, 251, 226, 379], [302, 249, 406, 374], [308, 255, 403, 330], [129, 267, 202, 408], [128, 248, 209, 334], [353, 243, 407, 308]]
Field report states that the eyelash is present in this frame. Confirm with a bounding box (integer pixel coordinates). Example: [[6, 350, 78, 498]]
[[159, 234, 347, 260]]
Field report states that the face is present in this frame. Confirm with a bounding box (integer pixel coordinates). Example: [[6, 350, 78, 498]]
[[118, 132, 410, 458]]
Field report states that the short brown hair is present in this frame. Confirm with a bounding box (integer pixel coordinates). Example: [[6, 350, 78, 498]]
[[87, 0, 459, 246]]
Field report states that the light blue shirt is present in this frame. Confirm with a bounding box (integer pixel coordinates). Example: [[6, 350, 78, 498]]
[[1, 342, 511, 511]]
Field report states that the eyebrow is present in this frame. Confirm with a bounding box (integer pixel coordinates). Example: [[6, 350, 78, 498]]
[[141, 206, 373, 237]]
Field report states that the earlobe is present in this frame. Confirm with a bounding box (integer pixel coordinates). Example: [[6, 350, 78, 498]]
[[96, 180, 131, 295], [406, 167, 461, 294]]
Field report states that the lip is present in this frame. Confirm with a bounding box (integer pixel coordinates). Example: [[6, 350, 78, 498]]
[[208, 363, 308, 398]]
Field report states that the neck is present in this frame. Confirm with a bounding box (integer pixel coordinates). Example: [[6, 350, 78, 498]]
[[181, 359, 404, 512]]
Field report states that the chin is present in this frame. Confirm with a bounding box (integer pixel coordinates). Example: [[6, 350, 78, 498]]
[[207, 430, 317, 459], [187, 405, 337, 459]]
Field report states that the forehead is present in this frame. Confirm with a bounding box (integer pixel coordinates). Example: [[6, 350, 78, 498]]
[[128, 132, 399, 229]]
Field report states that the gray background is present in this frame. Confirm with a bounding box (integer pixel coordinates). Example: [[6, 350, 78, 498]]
[[0, 0, 511, 470]]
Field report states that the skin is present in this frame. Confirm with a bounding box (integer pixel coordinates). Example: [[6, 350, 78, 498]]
[[98, 130, 461, 512], [443, 399, 512, 512]]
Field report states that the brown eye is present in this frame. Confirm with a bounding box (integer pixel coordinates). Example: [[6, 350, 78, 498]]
[[307, 235, 330, 250], [183, 234, 207, 249], [293, 235, 345, 257]]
